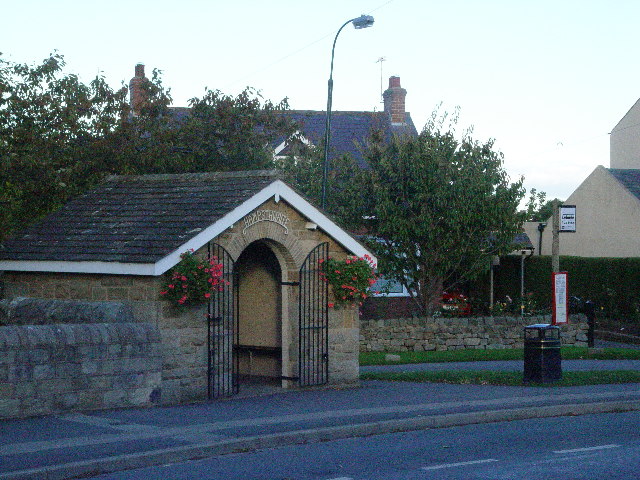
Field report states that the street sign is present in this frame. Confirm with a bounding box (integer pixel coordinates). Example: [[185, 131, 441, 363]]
[[559, 205, 576, 232], [552, 271, 568, 325]]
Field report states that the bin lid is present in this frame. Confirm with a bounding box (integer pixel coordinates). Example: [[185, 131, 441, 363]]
[[525, 324, 553, 329]]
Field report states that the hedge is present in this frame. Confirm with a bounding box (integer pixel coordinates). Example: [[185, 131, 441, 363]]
[[468, 255, 640, 320]]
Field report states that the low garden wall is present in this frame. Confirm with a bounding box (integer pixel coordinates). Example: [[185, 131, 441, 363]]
[[0, 298, 162, 419], [360, 315, 589, 352]]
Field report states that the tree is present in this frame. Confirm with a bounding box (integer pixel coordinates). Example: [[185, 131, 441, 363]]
[[364, 116, 526, 314], [176, 88, 297, 172], [528, 197, 563, 222], [0, 52, 129, 240], [275, 138, 365, 228], [282, 111, 527, 315], [0, 53, 297, 241]]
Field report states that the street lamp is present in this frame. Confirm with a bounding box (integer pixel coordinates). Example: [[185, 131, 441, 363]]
[[321, 14, 374, 210]]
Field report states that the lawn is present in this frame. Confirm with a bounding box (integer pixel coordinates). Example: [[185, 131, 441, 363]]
[[359, 347, 640, 366], [359, 346, 640, 386], [360, 369, 640, 387]]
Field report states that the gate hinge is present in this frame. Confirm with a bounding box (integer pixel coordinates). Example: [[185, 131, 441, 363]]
[[281, 281, 300, 286]]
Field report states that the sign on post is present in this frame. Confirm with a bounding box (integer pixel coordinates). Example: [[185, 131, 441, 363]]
[[552, 271, 569, 325], [559, 205, 576, 232]]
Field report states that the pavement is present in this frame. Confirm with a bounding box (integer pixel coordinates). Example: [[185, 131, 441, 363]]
[[2, 355, 640, 480]]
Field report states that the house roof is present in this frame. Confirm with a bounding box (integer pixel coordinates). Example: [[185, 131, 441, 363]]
[[513, 231, 534, 250], [275, 110, 418, 167], [608, 168, 640, 201], [0, 170, 372, 276]]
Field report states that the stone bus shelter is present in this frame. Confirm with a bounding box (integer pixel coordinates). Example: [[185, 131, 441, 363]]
[[0, 171, 373, 411]]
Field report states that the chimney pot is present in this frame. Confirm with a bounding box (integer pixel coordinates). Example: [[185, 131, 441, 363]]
[[389, 76, 401, 88], [134, 63, 145, 77]]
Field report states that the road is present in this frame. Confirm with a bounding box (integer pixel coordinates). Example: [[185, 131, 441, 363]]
[[87, 410, 640, 480]]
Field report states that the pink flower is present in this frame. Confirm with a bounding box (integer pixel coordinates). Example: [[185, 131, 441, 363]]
[[328, 302, 335, 308], [204, 293, 211, 298], [168, 284, 175, 289]]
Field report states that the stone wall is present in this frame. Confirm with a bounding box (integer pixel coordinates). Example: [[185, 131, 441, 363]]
[[0, 322, 162, 419], [360, 315, 589, 352]]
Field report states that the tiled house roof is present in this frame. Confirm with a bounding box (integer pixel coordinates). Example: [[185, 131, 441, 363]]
[[276, 110, 418, 167], [0, 170, 373, 275], [608, 168, 640, 201], [0, 171, 279, 264], [127, 66, 418, 167]]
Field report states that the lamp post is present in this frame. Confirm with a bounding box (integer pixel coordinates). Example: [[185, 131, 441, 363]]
[[321, 14, 374, 210]]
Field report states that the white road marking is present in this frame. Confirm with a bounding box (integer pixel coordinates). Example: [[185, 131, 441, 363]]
[[422, 459, 499, 470], [327, 477, 353, 480], [553, 444, 621, 454]]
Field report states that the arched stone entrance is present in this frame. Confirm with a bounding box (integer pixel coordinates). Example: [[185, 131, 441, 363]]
[[235, 241, 283, 384]]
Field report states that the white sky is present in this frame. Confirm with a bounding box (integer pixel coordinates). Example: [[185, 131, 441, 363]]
[[2, 0, 639, 201]]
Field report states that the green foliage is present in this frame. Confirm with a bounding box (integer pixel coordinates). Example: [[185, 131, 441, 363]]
[[360, 111, 526, 314], [0, 53, 297, 241], [283, 110, 526, 315], [0, 52, 129, 240], [470, 255, 640, 320], [159, 250, 226, 309], [320, 255, 379, 308], [275, 143, 366, 228], [177, 88, 297, 172], [529, 197, 563, 222]]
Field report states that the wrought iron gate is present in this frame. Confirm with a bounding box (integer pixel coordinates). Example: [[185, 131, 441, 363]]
[[207, 242, 238, 399], [298, 242, 329, 386]]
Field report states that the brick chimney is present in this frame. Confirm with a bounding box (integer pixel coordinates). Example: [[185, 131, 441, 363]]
[[383, 76, 407, 125], [129, 63, 148, 116]]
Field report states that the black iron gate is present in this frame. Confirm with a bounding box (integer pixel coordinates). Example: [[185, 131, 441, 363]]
[[298, 242, 329, 386], [207, 242, 238, 399]]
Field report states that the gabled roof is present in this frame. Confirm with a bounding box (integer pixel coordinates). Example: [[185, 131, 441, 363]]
[[611, 98, 640, 133], [608, 168, 640, 202], [275, 110, 418, 167], [0, 170, 372, 276]]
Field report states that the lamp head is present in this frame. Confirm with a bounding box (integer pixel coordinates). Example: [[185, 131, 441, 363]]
[[352, 14, 374, 29]]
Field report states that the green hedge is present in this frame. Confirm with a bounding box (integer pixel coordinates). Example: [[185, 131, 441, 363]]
[[468, 255, 640, 320]]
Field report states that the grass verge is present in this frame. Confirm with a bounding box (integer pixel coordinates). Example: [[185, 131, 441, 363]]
[[359, 347, 640, 366], [360, 369, 640, 387]]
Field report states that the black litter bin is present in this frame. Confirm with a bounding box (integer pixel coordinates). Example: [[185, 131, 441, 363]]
[[523, 324, 562, 383]]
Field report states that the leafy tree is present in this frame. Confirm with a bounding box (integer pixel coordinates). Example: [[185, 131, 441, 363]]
[[176, 88, 297, 172], [283, 111, 527, 314], [528, 197, 563, 222], [0, 52, 128, 240], [365, 117, 527, 314], [0, 53, 297, 241], [275, 139, 365, 227]]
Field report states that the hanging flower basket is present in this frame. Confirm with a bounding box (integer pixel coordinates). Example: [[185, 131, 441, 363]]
[[319, 254, 379, 308], [160, 250, 227, 309]]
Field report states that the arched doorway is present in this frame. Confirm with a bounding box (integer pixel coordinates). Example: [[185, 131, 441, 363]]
[[235, 241, 283, 385]]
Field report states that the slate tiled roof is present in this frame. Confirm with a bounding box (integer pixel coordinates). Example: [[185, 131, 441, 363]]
[[513, 232, 534, 250], [276, 110, 418, 167], [0, 170, 279, 264], [608, 168, 640, 201]]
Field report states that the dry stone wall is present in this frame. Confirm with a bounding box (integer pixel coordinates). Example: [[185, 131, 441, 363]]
[[0, 322, 162, 419], [360, 315, 589, 352]]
